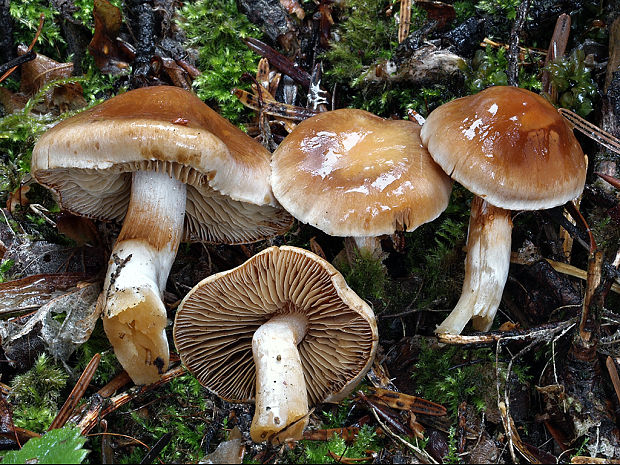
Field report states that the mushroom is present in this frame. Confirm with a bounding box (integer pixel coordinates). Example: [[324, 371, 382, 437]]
[[31, 86, 292, 384], [420, 86, 587, 334], [173, 245, 378, 443], [271, 108, 453, 255]]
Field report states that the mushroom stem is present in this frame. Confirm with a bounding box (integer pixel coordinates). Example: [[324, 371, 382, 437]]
[[102, 170, 187, 385], [251, 313, 309, 443], [352, 236, 383, 258], [435, 196, 512, 335]]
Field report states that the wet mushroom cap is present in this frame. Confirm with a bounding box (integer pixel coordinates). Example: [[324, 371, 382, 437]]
[[271, 109, 453, 237], [31, 85, 291, 243], [173, 245, 378, 405], [420, 86, 586, 211]]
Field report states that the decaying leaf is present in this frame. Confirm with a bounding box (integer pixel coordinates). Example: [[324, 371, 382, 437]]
[[199, 426, 244, 464], [88, 0, 131, 74], [0, 281, 102, 367], [17, 45, 86, 112], [0, 273, 89, 317], [364, 44, 465, 85], [6, 185, 30, 214], [367, 387, 447, 416]]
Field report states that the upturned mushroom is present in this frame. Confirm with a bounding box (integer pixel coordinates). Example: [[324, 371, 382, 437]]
[[420, 86, 586, 334], [173, 245, 378, 443], [271, 108, 453, 254], [31, 86, 292, 384]]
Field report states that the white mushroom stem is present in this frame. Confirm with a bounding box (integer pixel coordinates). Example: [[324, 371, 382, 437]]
[[102, 170, 186, 385], [251, 313, 309, 443], [352, 236, 383, 258], [435, 196, 512, 335]]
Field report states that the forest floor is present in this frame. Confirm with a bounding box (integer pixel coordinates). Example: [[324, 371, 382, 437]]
[[0, 0, 620, 463]]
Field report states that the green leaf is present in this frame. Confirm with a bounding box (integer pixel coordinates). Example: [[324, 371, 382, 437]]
[[1, 426, 88, 464]]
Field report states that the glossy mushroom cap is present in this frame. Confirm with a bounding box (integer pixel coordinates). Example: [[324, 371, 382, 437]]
[[32, 85, 292, 243], [271, 109, 453, 237], [173, 246, 378, 439], [420, 86, 586, 211]]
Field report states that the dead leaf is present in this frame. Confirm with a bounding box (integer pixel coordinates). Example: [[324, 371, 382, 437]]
[[6, 185, 30, 213], [367, 387, 447, 416], [414, 1, 455, 30], [303, 426, 360, 443], [0, 281, 102, 368], [309, 237, 326, 259], [0, 273, 89, 317], [199, 427, 244, 464], [151, 56, 193, 90], [56, 211, 100, 247], [0, 393, 18, 446], [17, 45, 86, 112], [88, 0, 131, 74]]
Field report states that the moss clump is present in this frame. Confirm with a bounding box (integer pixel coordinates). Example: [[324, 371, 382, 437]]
[[465, 46, 541, 95], [337, 248, 388, 303], [294, 426, 380, 464], [322, 0, 439, 117], [9, 353, 68, 433], [475, 0, 521, 21], [411, 342, 495, 416], [406, 186, 470, 309], [113, 373, 210, 463], [544, 49, 597, 117], [176, 0, 263, 124], [322, 0, 398, 89]]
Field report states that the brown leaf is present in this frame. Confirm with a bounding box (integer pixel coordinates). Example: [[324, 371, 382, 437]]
[[151, 56, 193, 90], [309, 237, 326, 260], [56, 211, 101, 248], [17, 45, 86, 112], [0, 87, 28, 113], [0, 393, 18, 446], [88, 0, 130, 74], [414, 1, 455, 30], [303, 426, 360, 443], [6, 184, 30, 213], [279, 0, 305, 20], [367, 387, 447, 416]]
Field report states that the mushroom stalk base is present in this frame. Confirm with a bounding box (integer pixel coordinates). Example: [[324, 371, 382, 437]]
[[435, 196, 512, 335], [102, 170, 186, 385], [251, 313, 309, 443]]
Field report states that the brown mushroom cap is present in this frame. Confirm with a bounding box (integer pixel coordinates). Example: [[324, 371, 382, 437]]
[[420, 86, 586, 211], [173, 245, 378, 406], [31, 86, 291, 243], [271, 109, 453, 237]]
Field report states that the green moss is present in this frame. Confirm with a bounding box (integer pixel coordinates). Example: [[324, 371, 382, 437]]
[[411, 341, 494, 416], [9, 1, 64, 56], [9, 353, 68, 433], [336, 248, 388, 303], [291, 425, 379, 464], [113, 373, 209, 463], [176, 0, 263, 124], [453, 1, 477, 23], [465, 46, 541, 95], [73, 320, 121, 386], [475, 0, 521, 20], [0, 259, 15, 283], [544, 49, 597, 117], [322, 0, 397, 88], [406, 186, 470, 308]]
